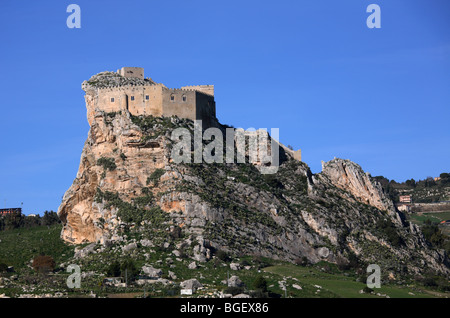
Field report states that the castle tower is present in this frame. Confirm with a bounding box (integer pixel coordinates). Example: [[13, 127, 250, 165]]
[[117, 67, 144, 80]]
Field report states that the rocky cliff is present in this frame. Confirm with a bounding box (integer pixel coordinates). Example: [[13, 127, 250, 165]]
[[58, 97, 449, 277]]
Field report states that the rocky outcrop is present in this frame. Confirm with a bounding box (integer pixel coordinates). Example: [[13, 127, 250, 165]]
[[321, 159, 393, 212], [58, 93, 449, 277], [321, 158, 402, 224]]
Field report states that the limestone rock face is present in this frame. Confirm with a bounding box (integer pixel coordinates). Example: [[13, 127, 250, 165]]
[[321, 159, 391, 210], [58, 100, 449, 276], [321, 158, 401, 224], [57, 110, 171, 244]]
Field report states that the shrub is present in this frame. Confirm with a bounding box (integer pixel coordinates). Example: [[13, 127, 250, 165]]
[[121, 258, 139, 282], [32, 255, 55, 273], [97, 157, 117, 172], [421, 220, 446, 248], [363, 286, 374, 294], [215, 250, 230, 262], [250, 290, 268, 298], [240, 259, 251, 267], [0, 263, 8, 272], [106, 261, 121, 277], [253, 275, 268, 292], [224, 286, 244, 296], [375, 219, 404, 247], [146, 169, 165, 186], [294, 256, 308, 267]]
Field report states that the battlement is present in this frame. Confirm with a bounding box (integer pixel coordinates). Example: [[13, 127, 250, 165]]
[[181, 85, 214, 96]]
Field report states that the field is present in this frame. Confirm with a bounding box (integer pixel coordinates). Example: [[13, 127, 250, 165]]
[[0, 224, 449, 298], [408, 211, 450, 224], [264, 265, 440, 298], [0, 224, 75, 270], [407, 211, 450, 236]]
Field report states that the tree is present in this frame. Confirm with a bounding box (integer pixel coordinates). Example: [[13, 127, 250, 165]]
[[41, 211, 60, 226], [120, 258, 138, 283], [405, 179, 416, 188], [2, 211, 24, 230], [106, 261, 121, 277]]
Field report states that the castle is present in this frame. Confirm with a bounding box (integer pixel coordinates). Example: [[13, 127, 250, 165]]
[[82, 67, 217, 128], [82, 67, 301, 161]]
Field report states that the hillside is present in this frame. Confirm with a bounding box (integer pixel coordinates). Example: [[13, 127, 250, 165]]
[[56, 108, 449, 280], [373, 175, 450, 204], [0, 224, 448, 298]]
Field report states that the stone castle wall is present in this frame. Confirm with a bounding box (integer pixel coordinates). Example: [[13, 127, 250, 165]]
[[93, 83, 216, 127], [84, 68, 216, 127]]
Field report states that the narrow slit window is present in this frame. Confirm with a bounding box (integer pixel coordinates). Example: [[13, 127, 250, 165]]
[[111, 98, 115, 103]]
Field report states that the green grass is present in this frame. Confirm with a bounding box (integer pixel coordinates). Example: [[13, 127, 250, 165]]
[[0, 224, 74, 270], [0, 225, 447, 298], [264, 265, 437, 298]]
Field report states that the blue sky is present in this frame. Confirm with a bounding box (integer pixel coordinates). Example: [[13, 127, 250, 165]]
[[0, 0, 449, 214]]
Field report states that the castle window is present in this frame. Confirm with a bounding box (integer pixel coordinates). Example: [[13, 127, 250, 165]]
[[131, 96, 135, 101], [145, 95, 149, 100], [170, 94, 175, 101], [111, 98, 115, 103], [182, 95, 187, 102]]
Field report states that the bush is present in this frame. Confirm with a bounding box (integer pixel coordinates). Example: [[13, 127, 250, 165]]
[[121, 258, 139, 282], [215, 250, 230, 262], [224, 286, 244, 296], [294, 257, 308, 267], [363, 286, 374, 294], [375, 219, 404, 247], [253, 275, 268, 292], [106, 261, 121, 277], [97, 157, 117, 172], [32, 255, 55, 273], [421, 220, 446, 248], [250, 290, 268, 298], [240, 259, 251, 267], [146, 169, 165, 186], [0, 263, 8, 272]]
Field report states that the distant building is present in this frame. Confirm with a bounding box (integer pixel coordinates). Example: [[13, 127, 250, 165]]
[[397, 204, 411, 213], [0, 208, 22, 216], [434, 177, 441, 182], [399, 195, 412, 203]]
